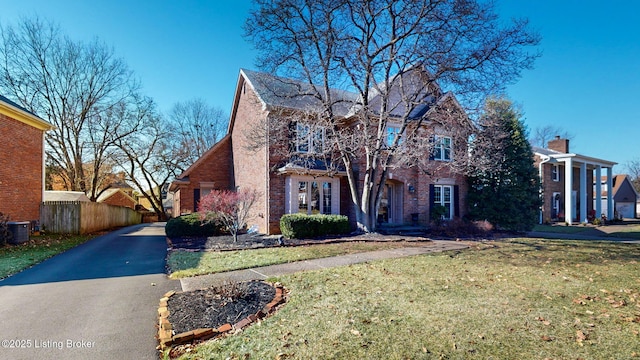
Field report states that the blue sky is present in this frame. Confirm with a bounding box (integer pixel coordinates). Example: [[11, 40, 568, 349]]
[[1, 0, 638, 171]]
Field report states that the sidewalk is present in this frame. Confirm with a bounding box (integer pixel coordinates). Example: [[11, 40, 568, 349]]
[[179, 240, 469, 291]]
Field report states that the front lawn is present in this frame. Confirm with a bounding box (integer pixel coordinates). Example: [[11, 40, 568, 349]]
[[532, 224, 592, 234], [168, 241, 424, 279], [175, 238, 640, 359], [0, 234, 95, 279]]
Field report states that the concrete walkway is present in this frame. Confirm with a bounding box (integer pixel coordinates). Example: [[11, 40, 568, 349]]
[[180, 240, 468, 291]]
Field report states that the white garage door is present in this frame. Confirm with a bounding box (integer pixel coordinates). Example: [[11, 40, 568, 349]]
[[616, 202, 635, 219]]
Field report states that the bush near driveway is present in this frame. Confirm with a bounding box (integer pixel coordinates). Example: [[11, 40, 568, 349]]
[[165, 214, 224, 238]]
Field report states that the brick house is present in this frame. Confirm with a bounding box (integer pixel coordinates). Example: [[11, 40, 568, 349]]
[[96, 188, 137, 209], [171, 69, 469, 234], [0, 94, 54, 223], [533, 136, 616, 224]]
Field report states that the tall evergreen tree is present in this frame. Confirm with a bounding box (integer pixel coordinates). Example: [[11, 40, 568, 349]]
[[467, 98, 540, 231]]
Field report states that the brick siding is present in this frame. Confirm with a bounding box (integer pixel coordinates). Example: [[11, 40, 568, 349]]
[[0, 113, 45, 222]]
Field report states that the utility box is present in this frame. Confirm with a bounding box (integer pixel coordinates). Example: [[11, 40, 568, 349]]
[[7, 221, 30, 244]]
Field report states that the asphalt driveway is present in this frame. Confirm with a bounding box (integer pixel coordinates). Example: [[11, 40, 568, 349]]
[[0, 223, 178, 360]]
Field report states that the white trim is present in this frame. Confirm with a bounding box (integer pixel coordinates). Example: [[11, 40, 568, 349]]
[[433, 184, 454, 220], [285, 175, 340, 215], [433, 135, 452, 161], [551, 164, 560, 181]]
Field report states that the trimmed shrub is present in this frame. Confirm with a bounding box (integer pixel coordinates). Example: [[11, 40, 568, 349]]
[[280, 214, 350, 239], [165, 213, 223, 238]]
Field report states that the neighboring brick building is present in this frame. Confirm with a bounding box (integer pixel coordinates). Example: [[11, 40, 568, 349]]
[[0, 94, 54, 223], [533, 136, 616, 224], [171, 69, 470, 234], [96, 188, 137, 209]]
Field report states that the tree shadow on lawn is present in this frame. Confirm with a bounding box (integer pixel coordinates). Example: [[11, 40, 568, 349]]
[[489, 239, 640, 267]]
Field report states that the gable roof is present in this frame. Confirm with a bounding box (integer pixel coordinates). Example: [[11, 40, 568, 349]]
[[96, 188, 137, 204], [171, 134, 231, 187], [598, 174, 639, 199], [239, 69, 358, 117], [0, 94, 54, 131]]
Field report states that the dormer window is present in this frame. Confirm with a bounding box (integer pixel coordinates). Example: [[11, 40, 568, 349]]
[[296, 123, 324, 153]]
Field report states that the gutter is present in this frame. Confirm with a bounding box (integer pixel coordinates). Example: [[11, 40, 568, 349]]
[[538, 155, 551, 224]]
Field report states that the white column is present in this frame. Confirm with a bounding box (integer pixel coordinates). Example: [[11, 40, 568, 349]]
[[607, 167, 614, 220], [580, 162, 587, 223], [595, 165, 602, 219], [564, 158, 573, 224]]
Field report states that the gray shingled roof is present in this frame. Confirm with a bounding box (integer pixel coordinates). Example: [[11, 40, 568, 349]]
[[241, 69, 358, 117], [242, 68, 442, 120], [367, 67, 439, 120]]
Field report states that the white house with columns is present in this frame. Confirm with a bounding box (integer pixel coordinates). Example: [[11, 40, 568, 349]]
[[533, 137, 617, 225]]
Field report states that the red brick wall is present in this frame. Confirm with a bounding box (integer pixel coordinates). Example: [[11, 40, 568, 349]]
[[354, 157, 468, 227], [231, 81, 271, 233], [0, 114, 45, 222], [175, 136, 233, 215], [102, 191, 136, 209]]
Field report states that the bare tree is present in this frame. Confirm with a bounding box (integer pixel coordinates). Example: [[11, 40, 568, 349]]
[[245, 0, 540, 232], [111, 97, 189, 220], [529, 125, 574, 148], [0, 17, 139, 200], [167, 98, 227, 164], [625, 159, 640, 193]]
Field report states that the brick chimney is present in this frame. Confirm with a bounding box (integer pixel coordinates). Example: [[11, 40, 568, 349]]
[[548, 135, 569, 153]]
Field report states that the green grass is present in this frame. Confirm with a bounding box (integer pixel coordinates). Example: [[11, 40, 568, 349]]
[[167, 242, 422, 279], [604, 225, 640, 240], [532, 224, 591, 234], [0, 233, 95, 279], [176, 238, 640, 360]]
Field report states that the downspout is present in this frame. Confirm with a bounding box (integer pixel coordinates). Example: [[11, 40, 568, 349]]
[[538, 155, 551, 224]]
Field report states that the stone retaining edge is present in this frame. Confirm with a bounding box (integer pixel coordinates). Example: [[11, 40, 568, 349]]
[[157, 282, 287, 351]]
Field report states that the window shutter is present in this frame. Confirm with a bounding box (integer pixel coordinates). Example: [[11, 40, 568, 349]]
[[428, 136, 435, 160], [289, 121, 297, 153], [429, 184, 435, 216], [193, 189, 200, 212], [454, 185, 460, 218]]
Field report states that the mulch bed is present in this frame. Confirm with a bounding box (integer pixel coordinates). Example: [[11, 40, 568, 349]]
[[168, 231, 433, 251], [167, 280, 276, 334]]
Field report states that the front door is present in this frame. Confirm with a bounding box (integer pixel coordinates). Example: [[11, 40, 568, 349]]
[[379, 182, 403, 224]]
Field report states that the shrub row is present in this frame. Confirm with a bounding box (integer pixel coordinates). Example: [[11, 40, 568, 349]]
[[280, 213, 350, 239], [165, 213, 224, 238]]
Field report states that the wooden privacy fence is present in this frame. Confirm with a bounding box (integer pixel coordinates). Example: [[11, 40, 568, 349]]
[[40, 201, 142, 234]]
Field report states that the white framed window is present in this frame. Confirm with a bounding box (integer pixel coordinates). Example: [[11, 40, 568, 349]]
[[433, 185, 454, 219], [433, 136, 452, 161], [386, 125, 402, 147], [296, 123, 325, 153], [551, 164, 560, 182], [285, 176, 340, 215]]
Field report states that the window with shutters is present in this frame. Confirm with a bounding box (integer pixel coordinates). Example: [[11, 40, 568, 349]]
[[433, 185, 454, 219]]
